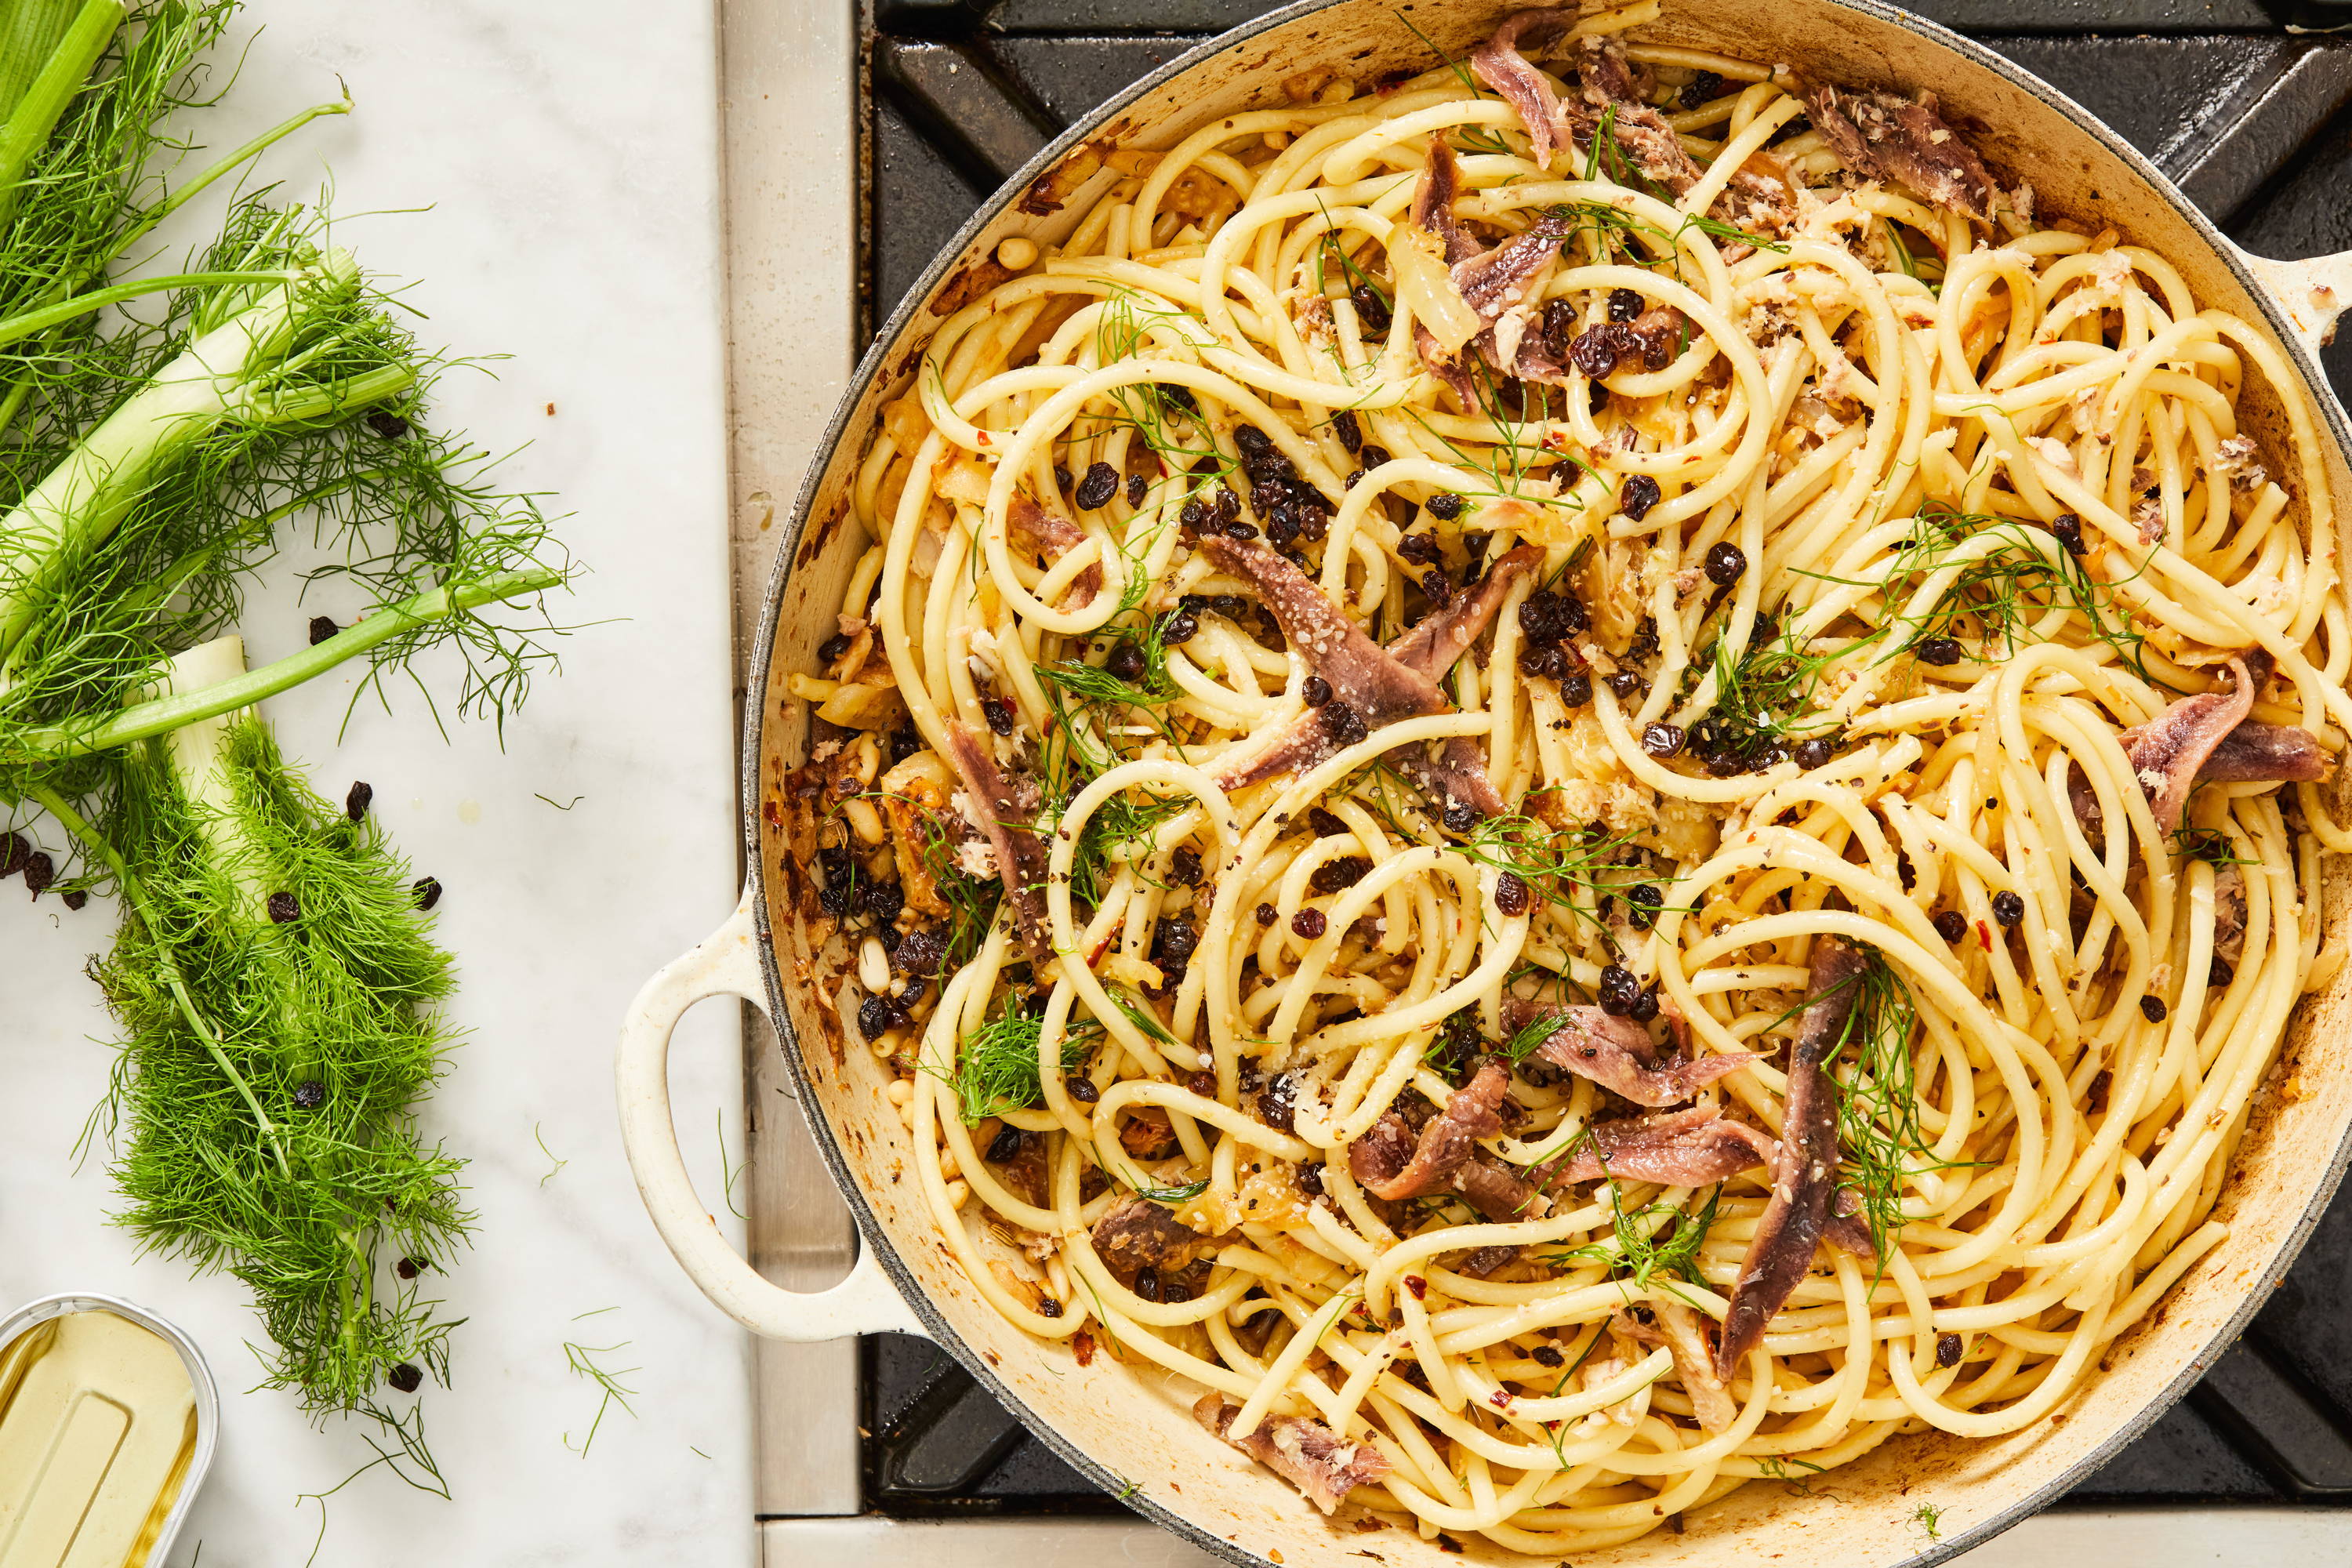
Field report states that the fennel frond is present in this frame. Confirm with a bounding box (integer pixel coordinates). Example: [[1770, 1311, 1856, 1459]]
[[67, 637, 472, 1421]]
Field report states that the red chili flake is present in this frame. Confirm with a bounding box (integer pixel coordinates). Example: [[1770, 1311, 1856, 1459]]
[[1488, 1389, 1512, 1409], [1977, 920, 1992, 950], [1404, 1275, 1427, 1300], [1073, 1330, 1097, 1367]]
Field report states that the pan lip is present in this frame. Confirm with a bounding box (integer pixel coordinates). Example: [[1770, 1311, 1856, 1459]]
[[736, 2, 2352, 1562]]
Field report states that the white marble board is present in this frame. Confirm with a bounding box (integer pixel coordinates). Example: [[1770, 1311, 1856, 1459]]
[[0, 2, 752, 1563]]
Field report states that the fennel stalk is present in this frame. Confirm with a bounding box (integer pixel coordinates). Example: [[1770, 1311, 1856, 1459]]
[[62, 637, 471, 1425], [0, 0, 570, 1456]]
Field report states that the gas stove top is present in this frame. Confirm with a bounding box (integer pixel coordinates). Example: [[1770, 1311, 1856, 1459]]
[[733, 1, 2352, 1560]]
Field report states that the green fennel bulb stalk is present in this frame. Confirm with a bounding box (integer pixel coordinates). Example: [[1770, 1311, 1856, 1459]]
[[0, 6, 571, 1472], [0, 3, 125, 234], [49, 635, 472, 1433], [0, 239, 405, 668]]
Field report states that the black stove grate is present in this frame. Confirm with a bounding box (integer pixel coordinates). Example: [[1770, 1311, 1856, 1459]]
[[855, 0, 2352, 1516]]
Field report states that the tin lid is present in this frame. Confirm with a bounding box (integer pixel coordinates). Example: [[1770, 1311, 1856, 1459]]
[[0, 1294, 220, 1568]]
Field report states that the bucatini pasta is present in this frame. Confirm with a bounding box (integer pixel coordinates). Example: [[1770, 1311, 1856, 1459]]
[[783, 3, 2348, 1552]]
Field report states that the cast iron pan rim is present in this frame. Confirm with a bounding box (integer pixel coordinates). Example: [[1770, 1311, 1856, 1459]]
[[736, 3, 2352, 1560]]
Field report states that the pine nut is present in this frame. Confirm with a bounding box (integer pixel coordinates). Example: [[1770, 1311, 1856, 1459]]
[[848, 731, 882, 786], [844, 797, 887, 844]]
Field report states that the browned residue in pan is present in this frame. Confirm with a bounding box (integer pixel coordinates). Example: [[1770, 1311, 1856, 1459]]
[[795, 501, 851, 568], [930, 255, 1017, 318], [1019, 134, 1116, 216]]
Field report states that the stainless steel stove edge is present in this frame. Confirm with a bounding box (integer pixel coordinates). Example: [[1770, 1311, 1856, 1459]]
[[720, 0, 866, 1521]]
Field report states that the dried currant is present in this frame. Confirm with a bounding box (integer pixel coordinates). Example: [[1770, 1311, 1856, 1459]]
[[1596, 964, 1642, 1016], [1494, 873, 1531, 916], [1619, 474, 1662, 521], [1318, 702, 1368, 746], [1915, 636, 1965, 666], [1075, 460, 1120, 509]]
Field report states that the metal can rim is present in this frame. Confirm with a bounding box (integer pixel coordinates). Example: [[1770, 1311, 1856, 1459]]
[[1, 1290, 222, 1565]]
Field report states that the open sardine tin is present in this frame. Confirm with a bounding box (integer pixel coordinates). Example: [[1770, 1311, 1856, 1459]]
[[0, 1294, 219, 1568]]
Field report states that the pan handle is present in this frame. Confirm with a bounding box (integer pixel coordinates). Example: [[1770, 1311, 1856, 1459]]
[[2239, 246, 2352, 361], [616, 884, 925, 1341]]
